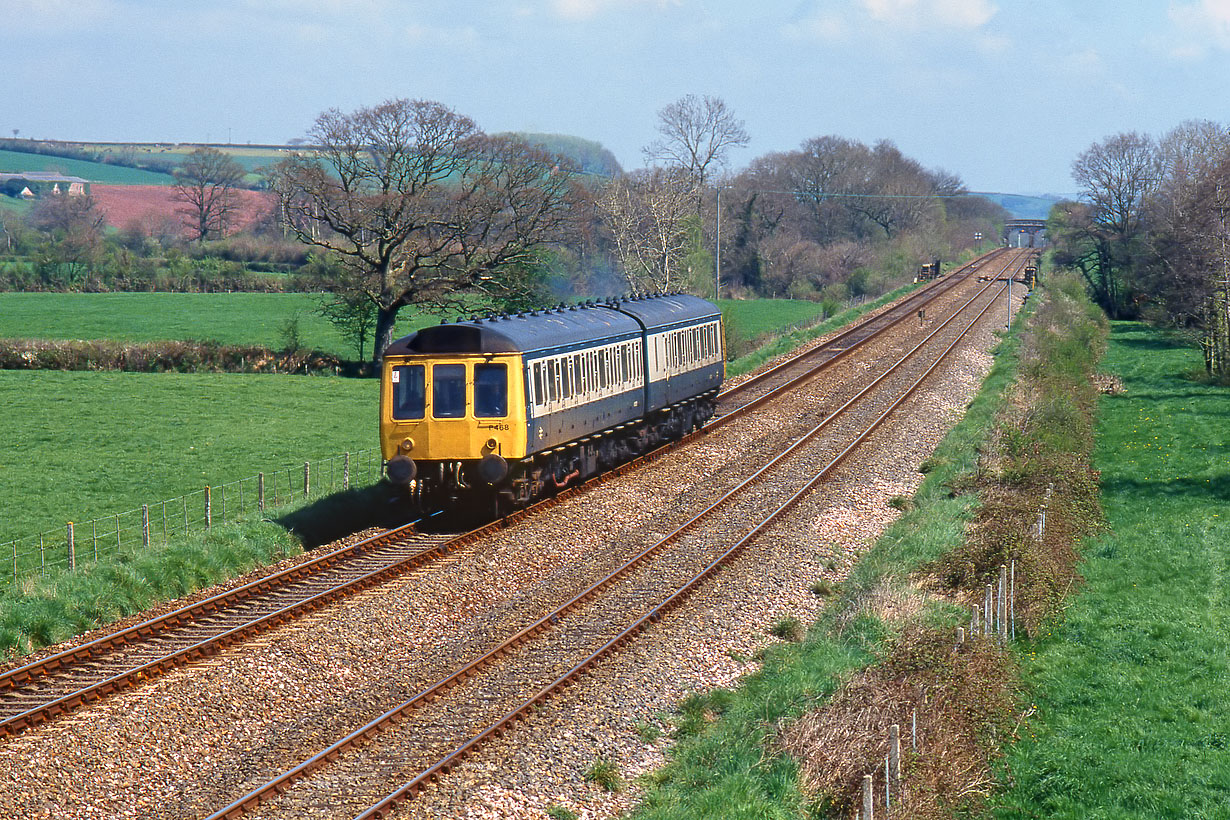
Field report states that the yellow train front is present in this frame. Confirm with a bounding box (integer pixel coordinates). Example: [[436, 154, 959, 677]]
[[379, 294, 724, 514]]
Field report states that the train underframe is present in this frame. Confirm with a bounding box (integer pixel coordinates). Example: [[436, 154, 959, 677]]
[[395, 390, 719, 517]]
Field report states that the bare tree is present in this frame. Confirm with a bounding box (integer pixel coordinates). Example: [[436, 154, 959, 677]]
[[29, 192, 107, 287], [599, 167, 697, 292], [1143, 150, 1230, 376], [269, 98, 584, 365], [173, 146, 246, 242], [644, 94, 749, 197], [1070, 132, 1162, 317]]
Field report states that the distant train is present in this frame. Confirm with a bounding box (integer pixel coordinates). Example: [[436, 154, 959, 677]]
[[379, 294, 724, 513]]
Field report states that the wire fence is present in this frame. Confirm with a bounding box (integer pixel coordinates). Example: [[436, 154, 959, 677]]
[[2, 448, 385, 587]]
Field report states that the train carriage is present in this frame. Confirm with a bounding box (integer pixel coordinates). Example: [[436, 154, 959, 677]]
[[380, 294, 723, 512]]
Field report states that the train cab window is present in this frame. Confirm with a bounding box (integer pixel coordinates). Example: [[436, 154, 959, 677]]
[[391, 364, 425, 420], [432, 364, 466, 418], [475, 363, 508, 418]]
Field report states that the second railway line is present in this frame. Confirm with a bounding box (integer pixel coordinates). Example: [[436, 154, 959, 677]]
[[0, 250, 1035, 819]]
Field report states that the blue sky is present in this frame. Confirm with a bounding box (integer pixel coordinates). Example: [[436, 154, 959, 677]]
[[4, 0, 1230, 196]]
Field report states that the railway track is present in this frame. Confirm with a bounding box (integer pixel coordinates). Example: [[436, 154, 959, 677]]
[[711, 247, 1013, 419], [203, 263, 1024, 819], [0, 248, 1032, 750]]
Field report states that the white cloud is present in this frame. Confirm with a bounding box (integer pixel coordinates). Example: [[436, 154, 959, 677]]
[[783, 0, 995, 42], [404, 22, 481, 48], [862, 0, 996, 29], [550, 0, 679, 21], [0, 0, 114, 31], [1169, 0, 1230, 56]]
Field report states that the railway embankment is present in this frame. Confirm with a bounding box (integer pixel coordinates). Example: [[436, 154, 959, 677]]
[[629, 273, 1110, 819]]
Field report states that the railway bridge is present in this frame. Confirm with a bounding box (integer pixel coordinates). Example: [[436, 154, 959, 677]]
[[1004, 218, 1047, 247]]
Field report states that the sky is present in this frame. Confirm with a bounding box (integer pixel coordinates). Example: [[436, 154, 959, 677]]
[[5, 0, 1230, 197]]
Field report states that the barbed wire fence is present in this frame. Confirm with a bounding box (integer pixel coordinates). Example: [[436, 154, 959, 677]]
[[2, 448, 384, 586]]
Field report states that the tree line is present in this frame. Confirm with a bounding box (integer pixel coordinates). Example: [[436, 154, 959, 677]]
[[0, 95, 1011, 365], [1051, 120, 1230, 378]]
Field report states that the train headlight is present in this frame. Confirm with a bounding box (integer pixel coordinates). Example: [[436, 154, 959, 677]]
[[399, 438, 415, 453], [484, 437, 498, 453]]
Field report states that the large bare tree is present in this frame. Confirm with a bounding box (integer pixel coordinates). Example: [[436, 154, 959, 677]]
[[1070, 131, 1162, 317], [644, 94, 749, 197], [599, 167, 697, 292], [173, 146, 246, 242], [268, 98, 584, 364]]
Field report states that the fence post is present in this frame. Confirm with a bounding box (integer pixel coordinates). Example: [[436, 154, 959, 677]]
[[1010, 560, 1016, 641], [40, 533, 45, 574], [998, 564, 1008, 643], [344, 452, 350, 491], [304, 462, 311, 498], [67, 522, 75, 572], [890, 723, 901, 785], [984, 584, 993, 636], [258, 472, 265, 513], [885, 755, 891, 814], [142, 505, 150, 549], [205, 486, 212, 530], [863, 773, 874, 820]]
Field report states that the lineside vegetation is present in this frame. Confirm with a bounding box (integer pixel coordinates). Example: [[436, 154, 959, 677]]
[[629, 272, 1108, 819]]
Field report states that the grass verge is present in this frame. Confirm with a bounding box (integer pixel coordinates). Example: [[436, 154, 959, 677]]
[[722, 284, 919, 380], [0, 516, 302, 659], [629, 289, 1037, 819], [990, 322, 1230, 818]]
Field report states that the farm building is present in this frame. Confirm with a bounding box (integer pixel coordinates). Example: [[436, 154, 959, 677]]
[[0, 171, 91, 199]]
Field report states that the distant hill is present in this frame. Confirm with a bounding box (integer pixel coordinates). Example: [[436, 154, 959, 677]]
[[0, 147, 175, 185], [502, 133, 622, 177], [976, 193, 1061, 220]]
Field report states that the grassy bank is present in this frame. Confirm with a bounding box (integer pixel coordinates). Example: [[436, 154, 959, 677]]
[[629, 292, 1036, 818], [631, 276, 1110, 819], [722, 284, 919, 379], [991, 323, 1230, 818]]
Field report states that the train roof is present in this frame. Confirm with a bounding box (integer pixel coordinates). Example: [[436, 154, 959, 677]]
[[611, 293, 721, 331], [384, 294, 721, 357]]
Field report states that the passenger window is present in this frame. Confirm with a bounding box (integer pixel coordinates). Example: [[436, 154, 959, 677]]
[[432, 364, 466, 418], [475, 363, 508, 418], [391, 364, 425, 420]]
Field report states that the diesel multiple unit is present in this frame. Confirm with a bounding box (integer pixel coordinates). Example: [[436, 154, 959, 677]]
[[380, 294, 724, 512]]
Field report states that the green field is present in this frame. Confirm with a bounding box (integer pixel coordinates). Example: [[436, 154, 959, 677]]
[[716, 297, 830, 338], [1, 369, 379, 545], [0, 293, 827, 360], [0, 292, 438, 358], [0, 295, 834, 546], [0, 148, 175, 185], [992, 324, 1230, 818]]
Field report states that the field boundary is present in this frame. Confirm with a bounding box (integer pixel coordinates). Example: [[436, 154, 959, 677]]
[[3, 448, 383, 586]]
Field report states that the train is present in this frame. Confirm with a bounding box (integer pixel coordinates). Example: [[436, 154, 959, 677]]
[[379, 293, 725, 514]]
